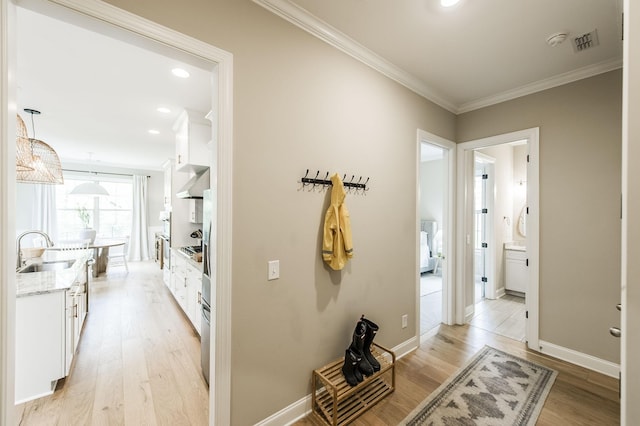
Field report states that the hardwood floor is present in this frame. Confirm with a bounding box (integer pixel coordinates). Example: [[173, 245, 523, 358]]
[[294, 324, 620, 426], [15, 261, 209, 426]]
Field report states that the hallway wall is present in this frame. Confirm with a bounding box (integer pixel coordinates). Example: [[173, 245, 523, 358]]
[[458, 70, 622, 364], [101, 0, 456, 424]]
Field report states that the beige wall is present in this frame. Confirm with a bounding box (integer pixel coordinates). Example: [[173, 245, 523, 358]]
[[102, 0, 455, 424], [458, 70, 622, 363]]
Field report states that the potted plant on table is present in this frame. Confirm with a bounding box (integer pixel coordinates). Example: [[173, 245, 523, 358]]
[[77, 206, 96, 243]]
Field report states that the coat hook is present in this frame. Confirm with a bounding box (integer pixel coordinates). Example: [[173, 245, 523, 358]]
[[304, 169, 309, 179], [350, 175, 355, 183]]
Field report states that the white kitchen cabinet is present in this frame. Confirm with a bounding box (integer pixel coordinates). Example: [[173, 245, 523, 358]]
[[16, 291, 66, 403], [505, 248, 527, 294], [168, 249, 203, 335], [173, 108, 210, 172]]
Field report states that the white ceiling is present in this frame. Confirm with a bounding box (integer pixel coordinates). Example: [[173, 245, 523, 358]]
[[16, 7, 213, 172], [259, 0, 623, 113], [16, 1, 623, 172]]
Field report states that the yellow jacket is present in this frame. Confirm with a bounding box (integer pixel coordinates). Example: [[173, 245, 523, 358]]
[[322, 174, 353, 270]]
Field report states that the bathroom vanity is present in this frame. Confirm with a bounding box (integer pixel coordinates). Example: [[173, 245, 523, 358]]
[[504, 243, 527, 294]]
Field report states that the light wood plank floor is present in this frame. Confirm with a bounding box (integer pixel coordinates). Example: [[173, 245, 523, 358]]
[[15, 261, 209, 426], [294, 324, 620, 426]]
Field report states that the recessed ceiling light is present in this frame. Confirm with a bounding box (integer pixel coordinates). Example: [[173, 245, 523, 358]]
[[171, 68, 190, 78], [441, 0, 460, 7], [157, 107, 171, 114], [148, 129, 160, 135]]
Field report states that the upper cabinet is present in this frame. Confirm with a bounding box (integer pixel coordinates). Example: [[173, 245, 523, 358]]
[[173, 108, 211, 173]]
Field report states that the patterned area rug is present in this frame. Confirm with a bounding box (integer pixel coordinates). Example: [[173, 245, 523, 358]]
[[400, 346, 557, 426]]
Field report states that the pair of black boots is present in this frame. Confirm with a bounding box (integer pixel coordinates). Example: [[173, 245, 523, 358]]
[[341, 316, 380, 386]]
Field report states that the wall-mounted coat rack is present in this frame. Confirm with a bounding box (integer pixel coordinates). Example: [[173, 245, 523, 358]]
[[300, 169, 370, 193]]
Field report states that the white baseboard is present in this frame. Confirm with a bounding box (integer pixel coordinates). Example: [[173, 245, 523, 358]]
[[254, 394, 311, 426], [495, 287, 506, 298], [539, 340, 620, 378], [255, 336, 418, 425], [465, 304, 474, 323], [420, 326, 440, 344]]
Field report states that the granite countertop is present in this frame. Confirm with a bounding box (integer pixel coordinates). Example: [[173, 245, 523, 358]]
[[16, 250, 92, 298]]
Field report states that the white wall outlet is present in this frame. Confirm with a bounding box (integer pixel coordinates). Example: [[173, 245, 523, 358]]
[[268, 260, 280, 280], [401, 314, 408, 329]]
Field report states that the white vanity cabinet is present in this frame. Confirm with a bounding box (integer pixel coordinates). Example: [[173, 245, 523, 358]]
[[505, 247, 527, 294], [173, 108, 210, 172]]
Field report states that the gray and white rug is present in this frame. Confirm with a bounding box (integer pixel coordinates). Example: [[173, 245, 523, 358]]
[[400, 346, 557, 426]]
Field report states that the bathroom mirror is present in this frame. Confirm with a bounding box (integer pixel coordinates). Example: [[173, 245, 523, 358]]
[[518, 205, 527, 237]]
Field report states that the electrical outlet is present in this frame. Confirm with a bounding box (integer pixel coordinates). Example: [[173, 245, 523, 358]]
[[402, 314, 408, 329], [268, 260, 279, 280]]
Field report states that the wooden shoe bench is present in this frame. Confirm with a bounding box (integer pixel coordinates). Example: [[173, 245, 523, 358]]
[[311, 343, 396, 426]]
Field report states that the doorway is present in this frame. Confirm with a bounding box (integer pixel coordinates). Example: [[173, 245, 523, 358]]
[[456, 128, 539, 350], [0, 1, 233, 424], [416, 130, 455, 341]]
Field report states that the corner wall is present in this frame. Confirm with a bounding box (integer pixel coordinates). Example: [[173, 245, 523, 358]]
[[458, 70, 622, 364], [102, 1, 456, 424]]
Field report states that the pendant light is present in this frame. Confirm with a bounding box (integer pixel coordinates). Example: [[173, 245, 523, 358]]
[[69, 154, 110, 196], [16, 114, 34, 172], [16, 109, 64, 184], [69, 180, 110, 196]]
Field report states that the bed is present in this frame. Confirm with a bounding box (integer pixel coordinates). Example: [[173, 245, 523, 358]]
[[420, 220, 437, 273]]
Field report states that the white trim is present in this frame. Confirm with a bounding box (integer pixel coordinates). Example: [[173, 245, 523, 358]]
[[465, 304, 474, 323], [458, 58, 623, 113], [1, 1, 234, 424], [416, 130, 456, 340], [456, 128, 539, 351], [473, 152, 496, 300], [539, 340, 620, 379], [420, 325, 440, 344], [252, 0, 457, 113], [255, 394, 312, 426], [0, 1, 17, 424], [495, 287, 506, 299], [253, 0, 621, 115], [394, 336, 419, 359]]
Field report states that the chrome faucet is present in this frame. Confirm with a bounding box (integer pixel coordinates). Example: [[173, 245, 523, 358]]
[[16, 230, 54, 269]]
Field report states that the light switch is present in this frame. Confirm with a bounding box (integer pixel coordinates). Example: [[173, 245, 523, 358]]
[[268, 260, 280, 280]]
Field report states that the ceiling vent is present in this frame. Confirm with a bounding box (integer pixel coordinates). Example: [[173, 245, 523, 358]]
[[572, 29, 599, 53]]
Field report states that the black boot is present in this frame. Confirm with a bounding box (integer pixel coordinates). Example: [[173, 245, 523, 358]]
[[350, 320, 374, 377], [341, 348, 361, 386], [362, 318, 381, 372]]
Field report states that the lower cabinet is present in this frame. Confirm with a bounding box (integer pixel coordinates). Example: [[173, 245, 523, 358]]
[[166, 249, 203, 335]]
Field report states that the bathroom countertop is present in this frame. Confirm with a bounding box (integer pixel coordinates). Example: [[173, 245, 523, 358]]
[[504, 242, 526, 252], [16, 250, 92, 298]]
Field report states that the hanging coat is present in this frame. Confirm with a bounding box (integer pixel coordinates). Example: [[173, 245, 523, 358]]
[[322, 173, 353, 270]]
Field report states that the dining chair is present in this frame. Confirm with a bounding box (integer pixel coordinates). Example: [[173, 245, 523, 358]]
[[107, 236, 129, 273], [57, 239, 91, 250]]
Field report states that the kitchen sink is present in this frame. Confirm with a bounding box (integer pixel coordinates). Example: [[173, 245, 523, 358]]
[[18, 260, 76, 274]]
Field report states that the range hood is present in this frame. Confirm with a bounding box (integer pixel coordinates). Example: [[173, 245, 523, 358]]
[[176, 168, 210, 199]]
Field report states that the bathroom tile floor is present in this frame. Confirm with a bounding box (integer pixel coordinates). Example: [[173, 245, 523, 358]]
[[470, 294, 526, 341]]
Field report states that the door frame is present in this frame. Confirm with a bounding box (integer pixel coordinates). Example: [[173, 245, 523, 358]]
[[456, 127, 539, 349], [0, 0, 234, 424], [416, 129, 456, 339]]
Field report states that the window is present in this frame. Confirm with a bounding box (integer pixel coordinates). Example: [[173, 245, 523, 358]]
[[56, 177, 133, 239]]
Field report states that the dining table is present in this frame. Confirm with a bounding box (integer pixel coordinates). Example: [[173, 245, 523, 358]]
[[47, 238, 126, 277]]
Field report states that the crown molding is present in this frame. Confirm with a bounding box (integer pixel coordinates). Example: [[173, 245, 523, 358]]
[[258, 0, 622, 116], [451, 57, 622, 114], [253, 0, 458, 113]]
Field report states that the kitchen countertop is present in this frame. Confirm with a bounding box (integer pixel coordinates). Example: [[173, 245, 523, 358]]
[[16, 250, 92, 298], [173, 248, 204, 272]]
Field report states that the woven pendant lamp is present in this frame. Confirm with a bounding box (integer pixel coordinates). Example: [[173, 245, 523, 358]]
[[16, 114, 34, 172], [16, 109, 64, 185]]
